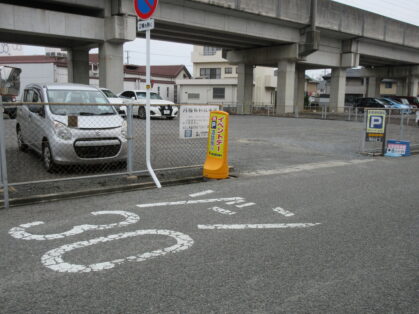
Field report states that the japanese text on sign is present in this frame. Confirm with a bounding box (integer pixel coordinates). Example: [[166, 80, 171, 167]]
[[179, 105, 219, 139], [208, 113, 226, 158]]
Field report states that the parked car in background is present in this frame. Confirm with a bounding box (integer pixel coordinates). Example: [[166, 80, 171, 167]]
[[378, 97, 411, 113], [354, 98, 389, 112], [389, 96, 418, 112], [16, 83, 127, 172], [1, 95, 17, 119], [100, 88, 127, 116], [118, 90, 178, 120]]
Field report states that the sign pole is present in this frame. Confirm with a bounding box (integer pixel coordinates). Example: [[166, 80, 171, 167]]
[[0, 95, 9, 208], [146, 28, 161, 188], [382, 110, 388, 156]]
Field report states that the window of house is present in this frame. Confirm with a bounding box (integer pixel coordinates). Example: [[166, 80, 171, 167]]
[[385, 82, 393, 89], [200, 68, 221, 79], [188, 93, 200, 100], [225, 67, 232, 74], [203, 46, 221, 56], [213, 88, 225, 99]]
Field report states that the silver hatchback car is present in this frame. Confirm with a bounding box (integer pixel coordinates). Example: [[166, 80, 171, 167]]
[[16, 83, 128, 172]]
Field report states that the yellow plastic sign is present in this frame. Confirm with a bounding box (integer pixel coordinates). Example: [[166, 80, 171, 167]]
[[203, 111, 229, 179]]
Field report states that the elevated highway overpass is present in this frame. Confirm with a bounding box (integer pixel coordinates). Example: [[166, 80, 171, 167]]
[[0, 0, 418, 113]]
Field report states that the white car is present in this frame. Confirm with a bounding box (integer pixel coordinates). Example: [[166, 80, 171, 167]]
[[100, 88, 127, 116], [16, 83, 128, 172], [118, 90, 178, 119]]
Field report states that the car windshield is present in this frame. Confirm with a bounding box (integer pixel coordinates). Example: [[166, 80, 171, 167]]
[[136, 92, 163, 100], [102, 89, 118, 98], [375, 99, 385, 105], [379, 99, 393, 105], [47, 89, 116, 116]]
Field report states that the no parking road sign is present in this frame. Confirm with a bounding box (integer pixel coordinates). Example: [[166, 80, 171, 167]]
[[134, 0, 158, 20]]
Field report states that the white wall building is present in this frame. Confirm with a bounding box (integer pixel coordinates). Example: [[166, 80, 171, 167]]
[[176, 46, 277, 106], [0, 43, 24, 56], [0, 54, 191, 102]]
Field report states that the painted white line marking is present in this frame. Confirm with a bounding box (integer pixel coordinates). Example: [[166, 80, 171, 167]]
[[235, 203, 256, 208], [189, 190, 214, 198], [197, 223, 321, 230], [137, 197, 243, 208], [209, 207, 236, 216], [9, 211, 140, 241], [226, 200, 245, 205], [243, 159, 373, 177], [41, 229, 194, 273], [273, 207, 295, 217]]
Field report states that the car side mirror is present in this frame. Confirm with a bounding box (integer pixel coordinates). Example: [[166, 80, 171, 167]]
[[29, 105, 45, 117]]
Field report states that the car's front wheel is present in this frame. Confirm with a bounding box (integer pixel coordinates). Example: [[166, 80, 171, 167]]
[[16, 125, 28, 152], [42, 141, 58, 173]]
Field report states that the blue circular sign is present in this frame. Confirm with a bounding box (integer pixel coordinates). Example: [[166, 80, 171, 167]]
[[134, 0, 158, 20]]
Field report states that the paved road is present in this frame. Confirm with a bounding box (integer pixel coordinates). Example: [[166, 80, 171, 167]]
[[1, 153, 418, 313]]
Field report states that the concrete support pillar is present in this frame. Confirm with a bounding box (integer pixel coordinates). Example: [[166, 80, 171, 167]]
[[408, 77, 418, 96], [276, 60, 296, 114], [237, 64, 254, 114], [99, 41, 124, 93], [67, 47, 90, 85], [396, 78, 407, 96], [294, 67, 306, 113], [329, 68, 346, 113], [367, 77, 381, 98]]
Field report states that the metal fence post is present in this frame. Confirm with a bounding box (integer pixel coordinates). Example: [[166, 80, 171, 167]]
[[126, 104, 134, 175], [400, 110, 404, 140], [0, 96, 9, 208], [361, 110, 367, 153]]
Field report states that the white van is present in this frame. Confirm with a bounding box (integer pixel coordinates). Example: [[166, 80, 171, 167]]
[[16, 83, 128, 172]]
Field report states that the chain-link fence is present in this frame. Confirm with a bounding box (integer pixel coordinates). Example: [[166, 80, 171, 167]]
[[360, 108, 419, 155], [0, 101, 220, 207]]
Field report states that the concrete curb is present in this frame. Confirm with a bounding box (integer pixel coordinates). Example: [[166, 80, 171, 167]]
[[1, 176, 205, 208]]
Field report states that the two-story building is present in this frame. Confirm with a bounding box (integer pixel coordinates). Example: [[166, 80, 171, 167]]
[[176, 46, 318, 106], [0, 53, 191, 102]]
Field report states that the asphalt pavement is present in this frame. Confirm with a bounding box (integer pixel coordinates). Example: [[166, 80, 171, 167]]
[[1, 151, 418, 313]]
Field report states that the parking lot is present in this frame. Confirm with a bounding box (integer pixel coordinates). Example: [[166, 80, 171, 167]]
[[1, 147, 418, 313], [1, 112, 418, 312], [1, 114, 419, 202]]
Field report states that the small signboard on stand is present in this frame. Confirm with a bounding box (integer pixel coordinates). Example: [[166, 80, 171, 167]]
[[364, 109, 388, 155], [179, 105, 219, 139], [386, 140, 411, 157], [366, 110, 386, 142]]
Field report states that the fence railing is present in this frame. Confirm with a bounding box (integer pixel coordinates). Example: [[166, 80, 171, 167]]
[[0, 102, 221, 208]]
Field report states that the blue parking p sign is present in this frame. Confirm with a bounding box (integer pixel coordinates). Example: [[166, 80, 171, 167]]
[[369, 116, 383, 129], [366, 110, 386, 134]]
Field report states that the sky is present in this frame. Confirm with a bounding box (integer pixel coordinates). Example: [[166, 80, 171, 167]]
[[16, 0, 419, 77]]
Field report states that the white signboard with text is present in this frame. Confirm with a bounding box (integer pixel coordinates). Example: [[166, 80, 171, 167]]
[[179, 105, 219, 139]]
